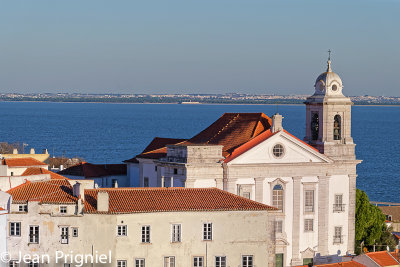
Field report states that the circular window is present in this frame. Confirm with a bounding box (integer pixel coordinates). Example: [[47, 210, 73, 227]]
[[272, 144, 285, 158], [332, 84, 338, 91]]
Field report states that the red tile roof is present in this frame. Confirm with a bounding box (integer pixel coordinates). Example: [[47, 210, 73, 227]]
[[366, 251, 399, 266], [58, 162, 127, 178], [134, 113, 272, 160], [84, 187, 277, 214], [314, 261, 366, 267], [22, 167, 69, 180], [184, 113, 271, 157], [133, 113, 320, 163], [7, 179, 77, 204], [390, 252, 400, 262], [132, 137, 187, 160], [2, 157, 47, 167]]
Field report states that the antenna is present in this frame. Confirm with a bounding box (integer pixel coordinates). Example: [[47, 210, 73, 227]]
[[328, 49, 332, 61]]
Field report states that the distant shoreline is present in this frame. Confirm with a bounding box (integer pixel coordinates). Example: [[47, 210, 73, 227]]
[[1, 100, 399, 106]]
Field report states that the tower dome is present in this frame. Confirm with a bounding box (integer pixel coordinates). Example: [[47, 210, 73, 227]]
[[313, 58, 344, 96]]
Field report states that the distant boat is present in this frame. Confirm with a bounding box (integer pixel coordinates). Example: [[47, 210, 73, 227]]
[[180, 101, 200, 104]]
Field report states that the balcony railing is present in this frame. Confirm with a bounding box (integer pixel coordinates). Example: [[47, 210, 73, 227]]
[[333, 204, 346, 212], [333, 236, 343, 244]]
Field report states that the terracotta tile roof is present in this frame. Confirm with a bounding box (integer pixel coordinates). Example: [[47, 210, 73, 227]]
[[366, 251, 399, 266], [314, 261, 366, 267], [58, 162, 127, 178], [7, 179, 77, 204], [184, 113, 271, 157], [84, 187, 277, 214], [22, 167, 70, 180], [379, 206, 400, 222], [2, 157, 47, 167], [134, 113, 271, 160], [390, 252, 400, 262], [132, 137, 187, 160]]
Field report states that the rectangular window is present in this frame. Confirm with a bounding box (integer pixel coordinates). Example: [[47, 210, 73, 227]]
[[142, 225, 150, 243], [242, 256, 253, 267], [117, 225, 127, 236], [135, 259, 145, 267], [28, 262, 38, 267], [64, 264, 71, 267], [334, 226, 343, 244], [143, 177, 149, 187], [117, 260, 127, 267], [274, 220, 283, 233], [171, 224, 181, 242], [272, 187, 284, 210], [304, 219, 313, 232], [334, 194, 345, 212], [164, 256, 175, 267], [29, 226, 39, 244], [18, 204, 27, 212], [9, 222, 21, 236], [9, 261, 19, 267], [203, 223, 212, 240], [60, 206, 67, 214], [173, 168, 178, 175], [60, 227, 69, 244], [193, 257, 203, 267], [72, 228, 78, 237], [215, 256, 226, 267], [304, 190, 314, 212]]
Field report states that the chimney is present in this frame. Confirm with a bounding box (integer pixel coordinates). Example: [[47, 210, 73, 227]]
[[12, 148, 18, 154], [161, 176, 164, 187], [73, 182, 84, 200], [114, 180, 118, 188], [171, 176, 174, 187], [43, 149, 49, 154], [97, 191, 109, 212], [271, 113, 284, 133], [30, 148, 35, 154]]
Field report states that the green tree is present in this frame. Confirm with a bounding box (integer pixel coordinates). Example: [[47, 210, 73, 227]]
[[355, 189, 395, 254]]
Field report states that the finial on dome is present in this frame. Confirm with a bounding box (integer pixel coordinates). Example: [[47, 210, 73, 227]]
[[327, 49, 332, 72]]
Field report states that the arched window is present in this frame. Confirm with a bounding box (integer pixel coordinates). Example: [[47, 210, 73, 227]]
[[272, 184, 284, 210], [333, 115, 341, 140], [311, 113, 319, 140]]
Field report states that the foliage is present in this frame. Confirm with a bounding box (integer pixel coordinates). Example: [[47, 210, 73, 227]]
[[355, 189, 395, 254], [0, 142, 22, 154]]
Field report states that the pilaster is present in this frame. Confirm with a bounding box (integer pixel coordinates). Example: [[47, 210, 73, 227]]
[[226, 179, 238, 194], [254, 177, 265, 203], [318, 175, 330, 255], [347, 174, 357, 254], [291, 176, 303, 266]]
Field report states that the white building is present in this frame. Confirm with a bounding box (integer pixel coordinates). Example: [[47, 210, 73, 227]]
[[4, 179, 277, 267], [126, 58, 361, 266]]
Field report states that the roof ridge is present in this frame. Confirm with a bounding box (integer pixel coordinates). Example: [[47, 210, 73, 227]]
[[206, 113, 240, 144]]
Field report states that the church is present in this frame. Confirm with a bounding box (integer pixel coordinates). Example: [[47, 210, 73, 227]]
[[125, 57, 361, 266]]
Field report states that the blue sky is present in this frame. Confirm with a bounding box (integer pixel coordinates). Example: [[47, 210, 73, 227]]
[[0, 0, 399, 96]]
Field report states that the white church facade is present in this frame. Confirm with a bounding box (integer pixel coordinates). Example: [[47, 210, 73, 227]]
[[125, 58, 361, 266]]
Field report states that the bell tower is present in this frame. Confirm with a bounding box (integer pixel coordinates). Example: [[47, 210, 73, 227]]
[[304, 53, 355, 160]]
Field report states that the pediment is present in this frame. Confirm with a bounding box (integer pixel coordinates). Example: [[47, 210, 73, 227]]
[[227, 130, 332, 164]]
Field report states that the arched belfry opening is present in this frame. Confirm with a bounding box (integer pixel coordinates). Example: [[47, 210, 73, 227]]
[[333, 115, 341, 140], [311, 113, 319, 141]]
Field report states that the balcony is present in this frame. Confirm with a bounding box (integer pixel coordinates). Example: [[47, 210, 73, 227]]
[[333, 204, 346, 212], [333, 236, 343, 244]]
